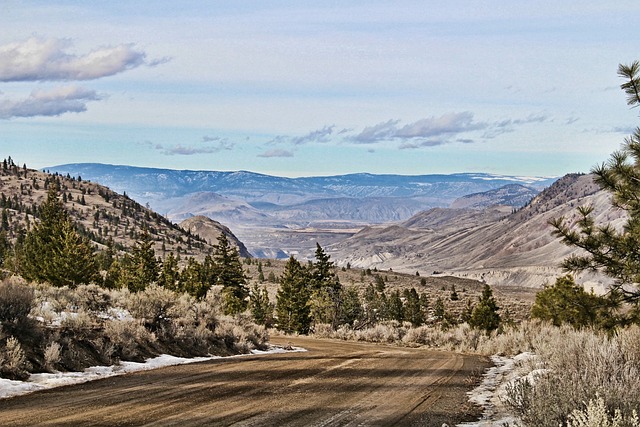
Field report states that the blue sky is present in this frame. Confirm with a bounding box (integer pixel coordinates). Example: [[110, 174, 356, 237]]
[[1, 1, 639, 177]]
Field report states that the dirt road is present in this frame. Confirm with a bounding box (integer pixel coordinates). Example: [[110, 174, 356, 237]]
[[0, 336, 489, 426]]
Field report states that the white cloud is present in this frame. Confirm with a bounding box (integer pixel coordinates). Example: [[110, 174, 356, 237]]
[[258, 149, 294, 158], [269, 125, 335, 146], [0, 37, 156, 82], [351, 113, 485, 145], [350, 112, 548, 148], [0, 86, 102, 119]]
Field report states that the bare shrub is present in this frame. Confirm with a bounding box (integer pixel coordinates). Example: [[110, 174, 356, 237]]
[[567, 394, 640, 427], [43, 341, 61, 371], [355, 321, 406, 343], [0, 277, 35, 334], [1, 336, 30, 380], [126, 285, 178, 333], [216, 315, 268, 353], [103, 319, 156, 361], [504, 327, 640, 426], [74, 284, 111, 313]]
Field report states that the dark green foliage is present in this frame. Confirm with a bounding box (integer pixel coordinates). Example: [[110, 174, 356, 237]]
[[387, 289, 404, 322], [403, 288, 425, 326], [179, 257, 208, 299], [308, 244, 344, 328], [432, 296, 445, 322], [469, 284, 501, 333], [117, 231, 159, 292], [0, 231, 10, 268], [363, 283, 386, 324], [157, 252, 180, 291], [213, 233, 248, 315], [18, 185, 99, 287], [337, 286, 364, 327], [450, 284, 459, 301], [531, 275, 616, 329], [551, 61, 640, 307], [276, 256, 311, 334], [309, 243, 341, 292], [250, 284, 274, 327]]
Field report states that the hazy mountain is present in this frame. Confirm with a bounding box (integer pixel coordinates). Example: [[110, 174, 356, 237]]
[[328, 174, 621, 289], [450, 184, 539, 209], [48, 163, 556, 207], [47, 163, 558, 259]]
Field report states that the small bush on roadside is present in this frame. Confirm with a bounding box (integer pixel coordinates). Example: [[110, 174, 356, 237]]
[[0, 277, 35, 336], [504, 327, 640, 427], [0, 336, 30, 380], [103, 318, 156, 361], [43, 341, 61, 372], [567, 394, 640, 427]]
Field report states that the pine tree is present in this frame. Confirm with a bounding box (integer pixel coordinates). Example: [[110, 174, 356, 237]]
[[551, 60, 640, 305], [469, 284, 501, 333], [403, 287, 425, 326], [179, 257, 208, 299], [19, 185, 98, 287], [531, 275, 615, 329], [158, 252, 180, 291], [276, 256, 311, 334], [308, 243, 343, 328], [117, 231, 158, 292], [250, 283, 273, 326], [213, 233, 248, 315]]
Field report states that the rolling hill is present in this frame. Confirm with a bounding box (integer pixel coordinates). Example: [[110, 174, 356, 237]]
[[0, 160, 250, 261]]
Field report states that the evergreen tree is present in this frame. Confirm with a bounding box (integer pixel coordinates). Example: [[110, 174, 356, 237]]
[[403, 287, 425, 326], [309, 243, 341, 292], [551, 61, 640, 305], [213, 233, 248, 315], [276, 256, 311, 334], [179, 257, 208, 299], [469, 284, 501, 333], [337, 286, 364, 327], [19, 185, 99, 287], [1, 208, 8, 231], [117, 231, 158, 292], [308, 243, 343, 328], [432, 296, 446, 323], [531, 275, 615, 329], [363, 283, 384, 324], [387, 289, 404, 322], [250, 283, 274, 326], [158, 252, 180, 291], [0, 231, 11, 268]]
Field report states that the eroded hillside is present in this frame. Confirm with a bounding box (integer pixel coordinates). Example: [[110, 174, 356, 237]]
[[328, 174, 622, 289]]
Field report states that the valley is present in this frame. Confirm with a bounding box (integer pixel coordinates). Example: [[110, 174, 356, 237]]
[[48, 163, 564, 277], [48, 163, 618, 289]]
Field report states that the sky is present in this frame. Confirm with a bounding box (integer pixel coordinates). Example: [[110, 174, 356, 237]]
[[1, 1, 639, 178]]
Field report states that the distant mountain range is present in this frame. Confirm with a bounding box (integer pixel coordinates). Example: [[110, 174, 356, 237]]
[[49, 163, 555, 201], [47, 163, 559, 259]]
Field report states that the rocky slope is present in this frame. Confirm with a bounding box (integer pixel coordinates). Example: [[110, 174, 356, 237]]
[[179, 216, 252, 258], [328, 174, 622, 289], [0, 159, 249, 261]]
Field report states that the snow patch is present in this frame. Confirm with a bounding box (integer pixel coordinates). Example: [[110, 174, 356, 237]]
[[458, 352, 536, 427]]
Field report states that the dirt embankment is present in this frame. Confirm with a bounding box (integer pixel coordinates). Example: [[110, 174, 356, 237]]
[[0, 336, 489, 427]]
